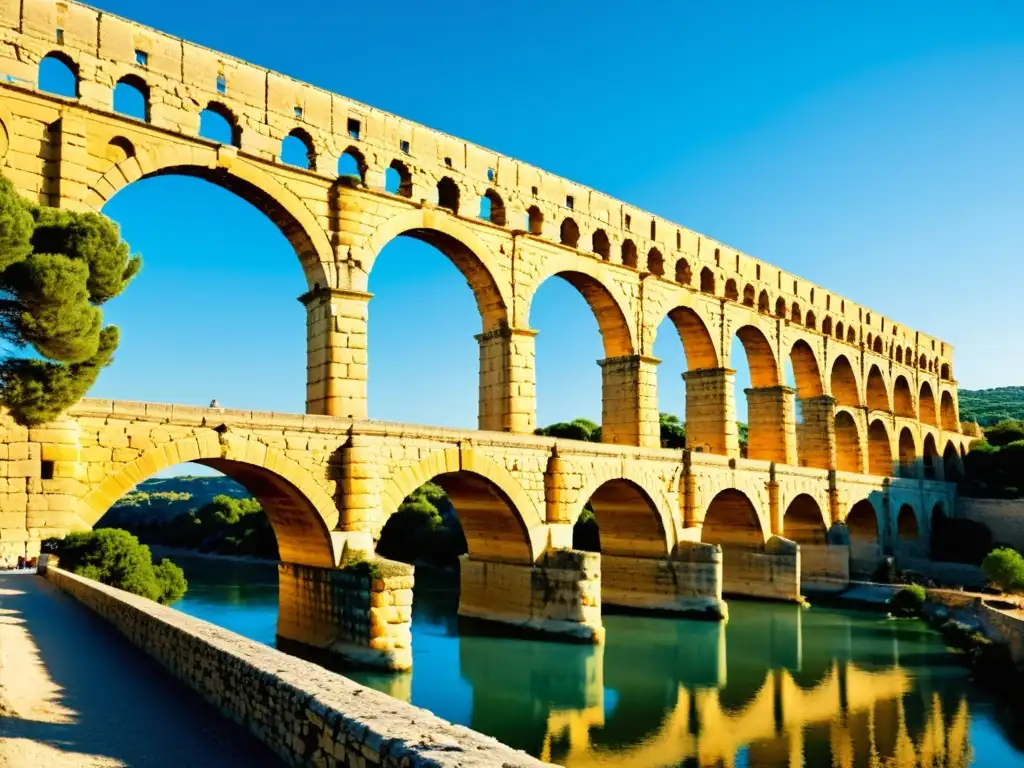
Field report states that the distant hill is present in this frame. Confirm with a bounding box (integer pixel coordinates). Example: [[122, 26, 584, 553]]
[[958, 387, 1024, 427], [98, 475, 251, 527]]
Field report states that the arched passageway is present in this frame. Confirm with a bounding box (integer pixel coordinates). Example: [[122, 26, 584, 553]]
[[943, 441, 963, 481], [830, 356, 860, 408], [865, 366, 890, 412], [896, 504, 921, 558], [834, 411, 862, 473], [702, 490, 765, 549], [867, 420, 893, 477], [919, 382, 938, 427], [898, 428, 917, 478], [893, 376, 915, 418], [732, 326, 782, 462], [940, 391, 958, 431], [846, 499, 881, 575], [790, 341, 827, 469], [923, 434, 940, 480], [784, 495, 827, 544]]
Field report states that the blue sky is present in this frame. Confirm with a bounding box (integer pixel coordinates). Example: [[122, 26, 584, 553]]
[[74, 1, 1024, 439]]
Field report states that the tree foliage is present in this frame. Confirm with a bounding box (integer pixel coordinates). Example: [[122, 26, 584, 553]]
[[376, 482, 467, 566], [535, 418, 601, 442], [981, 547, 1024, 594], [0, 176, 140, 425], [46, 528, 187, 604], [959, 387, 1024, 427]]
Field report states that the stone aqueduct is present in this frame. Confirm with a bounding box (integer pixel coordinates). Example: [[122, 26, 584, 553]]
[[0, 1, 976, 668]]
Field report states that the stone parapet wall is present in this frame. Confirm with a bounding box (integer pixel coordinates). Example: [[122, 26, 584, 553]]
[[44, 566, 552, 767], [957, 498, 1024, 552]]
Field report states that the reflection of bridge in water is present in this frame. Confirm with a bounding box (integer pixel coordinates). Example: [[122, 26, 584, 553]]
[[453, 604, 972, 767]]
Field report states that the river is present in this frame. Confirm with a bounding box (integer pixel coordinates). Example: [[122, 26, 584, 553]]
[[169, 555, 1024, 767]]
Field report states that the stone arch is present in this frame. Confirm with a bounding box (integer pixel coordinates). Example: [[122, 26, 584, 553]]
[[898, 427, 917, 478], [622, 238, 638, 268], [647, 247, 665, 276], [385, 159, 413, 197], [338, 146, 367, 182], [835, 321, 844, 340], [574, 473, 675, 557], [805, 310, 817, 330], [896, 347, 904, 364], [865, 364, 891, 412], [923, 433, 940, 479], [943, 440, 963, 480], [658, 305, 719, 370], [867, 419, 893, 477], [893, 375, 915, 418], [733, 325, 780, 387], [113, 73, 150, 121], [742, 283, 756, 307], [675, 258, 692, 285], [80, 434, 338, 567], [38, 50, 80, 98], [835, 411, 862, 473], [919, 382, 938, 427], [88, 149, 331, 290], [941, 362, 952, 380], [560, 217, 580, 248], [378, 447, 545, 563], [940, 390, 958, 431], [846, 499, 881, 545], [725, 278, 739, 301], [362, 207, 512, 331], [528, 269, 635, 358], [700, 267, 715, 294], [897, 504, 919, 541], [775, 297, 787, 318], [758, 290, 770, 314], [873, 337, 883, 354], [198, 101, 242, 147], [526, 205, 543, 235], [282, 127, 317, 170], [480, 188, 505, 225], [791, 303, 802, 325], [847, 327, 857, 344], [790, 340, 824, 397], [784, 494, 828, 544], [830, 355, 860, 407], [436, 176, 460, 212], [592, 228, 611, 260], [822, 316, 832, 335], [702, 488, 769, 545]]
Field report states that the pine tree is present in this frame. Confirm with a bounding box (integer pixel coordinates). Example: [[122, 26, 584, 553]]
[[0, 176, 140, 425]]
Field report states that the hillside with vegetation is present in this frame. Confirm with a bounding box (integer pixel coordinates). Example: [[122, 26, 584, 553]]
[[959, 387, 1024, 427]]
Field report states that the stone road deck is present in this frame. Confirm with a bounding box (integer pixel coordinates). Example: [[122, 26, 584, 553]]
[[0, 572, 281, 767]]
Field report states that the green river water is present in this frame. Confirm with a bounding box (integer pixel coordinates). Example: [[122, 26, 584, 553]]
[[170, 555, 1024, 767]]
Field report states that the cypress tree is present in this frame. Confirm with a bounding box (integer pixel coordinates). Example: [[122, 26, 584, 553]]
[[0, 176, 140, 425]]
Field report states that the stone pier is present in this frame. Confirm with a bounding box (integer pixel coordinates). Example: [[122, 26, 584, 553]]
[[720, 537, 802, 603]]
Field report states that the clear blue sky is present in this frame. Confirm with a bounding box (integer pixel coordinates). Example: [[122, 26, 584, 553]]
[[81, 0, 1024, 438]]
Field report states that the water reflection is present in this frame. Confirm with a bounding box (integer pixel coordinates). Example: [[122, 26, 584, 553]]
[[171, 558, 1024, 767]]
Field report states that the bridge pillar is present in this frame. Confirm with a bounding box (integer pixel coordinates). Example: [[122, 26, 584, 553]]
[[598, 355, 660, 448], [745, 386, 797, 464], [797, 395, 837, 469], [477, 326, 536, 433], [46, 114, 92, 210], [300, 287, 370, 418], [458, 550, 604, 643], [276, 559, 415, 672], [681, 368, 739, 457]]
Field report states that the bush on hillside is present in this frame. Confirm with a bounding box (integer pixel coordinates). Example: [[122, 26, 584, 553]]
[[46, 528, 187, 604], [891, 585, 927, 616], [981, 547, 1024, 594]]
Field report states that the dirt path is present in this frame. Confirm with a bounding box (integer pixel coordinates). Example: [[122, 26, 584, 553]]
[[0, 572, 282, 767]]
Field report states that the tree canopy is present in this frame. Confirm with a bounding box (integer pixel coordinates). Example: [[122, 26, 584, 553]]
[[0, 176, 140, 424]]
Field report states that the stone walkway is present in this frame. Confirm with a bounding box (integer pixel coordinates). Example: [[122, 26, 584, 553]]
[[0, 572, 282, 767]]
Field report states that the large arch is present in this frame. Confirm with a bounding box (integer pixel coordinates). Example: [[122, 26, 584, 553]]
[[834, 411, 862, 473], [658, 305, 719, 370], [940, 391, 958, 431], [80, 434, 338, 567], [846, 499, 880, 543], [893, 375, 915, 418], [378, 447, 545, 564], [897, 504, 919, 543], [702, 488, 768, 546], [865, 365, 890, 412], [943, 440, 963, 481], [784, 494, 828, 544], [580, 477, 674, 557], [790, 340, 824, 398], [866, 419, 893, 477], [733, 325, 780, 387], [527, 270, 635, 358], [89, 149, 333, 290], [830, 355, 860, 408], [898, 427, 917, 478], [362, 207, 512, 331], [923, 434, 940, 479], [919, 382, 938, 427]]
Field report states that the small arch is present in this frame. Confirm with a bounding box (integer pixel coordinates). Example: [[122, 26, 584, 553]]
[[940, 362, 951, 380], [835, 321, 844, 340], [337, 146, 366, 181], [835, 411, 862, 473], [791, 303, 802, 325], [784, 494, 827, 544], [846, 499, 879, 543], [894, 375, 915, 418], [526, 205, 543, 235], [583, 478, 672, 557], [530, 271, 635, 359], [592, 229, 611, 260], [865, 365, 890, 412], [943, 441, 963, 480], [867, 420, 893, 476], [866, 332, 874, 349], [725, 279, 739, 301], [675, 258, 692, 285], [702, 489, 767, 546], [560, 217, 580, 248], [385, 159, 413, 197], [898, 427, 917, 478], [621, 239, 638, 268], [940, 391, 957, 431], [113, 74, 149, 121], [38, 51, 78, 98], [897, 504, 919, 541], [437, 177, 460, 213], [281, 128, 316, 170], [895, 347, 904, 364], [700, 266, 715, 294], [480, 189, 506, 225], [873, 337, 883, 354], [790, 340, 824, 397], [647, 247, 664, 276], [742, 284, 756, 307], [830, 355, 860, 407], [822, 316, 832, 336], [919, 382, 938, 427], [923, 434, 940, 479], [106, 136, 135, 164], [664, 306, 719, 370], [734, 325, 780, 387], [758, 290, 770, 314], [805, 310, 817, 330], [199, 102, 242, 147], [919, 353, 928, 369], [846, 327, 857, 344]]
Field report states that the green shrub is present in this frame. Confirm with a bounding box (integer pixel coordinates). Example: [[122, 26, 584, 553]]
[[48, 528, 187, 604], [891, 585, 926, 616], [981, 547, 1024, 593], [340, 552, 383, 580]]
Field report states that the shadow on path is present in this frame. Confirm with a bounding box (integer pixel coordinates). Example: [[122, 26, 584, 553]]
[[0, 572, 281, 766]]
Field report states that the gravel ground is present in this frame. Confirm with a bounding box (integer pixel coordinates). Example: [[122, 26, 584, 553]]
[[0, 572, 282, 767]]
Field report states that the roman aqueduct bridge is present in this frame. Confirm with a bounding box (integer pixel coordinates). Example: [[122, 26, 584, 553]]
[[0, 0, 975, 669]]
